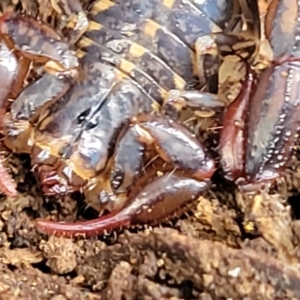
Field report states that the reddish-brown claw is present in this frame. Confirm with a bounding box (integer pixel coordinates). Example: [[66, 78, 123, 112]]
[[219, 61, 256, 182], [35, 173, 211, 237], [35, 112, 216, 237], [220, 0, 300, 193], [132, 114, 215, 181], [220, 58, 300, 192]]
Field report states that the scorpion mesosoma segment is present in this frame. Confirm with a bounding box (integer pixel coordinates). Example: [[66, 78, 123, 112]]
[[0, 0, 273, 237]]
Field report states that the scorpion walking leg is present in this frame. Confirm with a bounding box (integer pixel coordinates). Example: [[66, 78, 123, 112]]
[[51, 0, 89, 43], [0, 12, 79, 75], [0, 13, 79, 196], [164, 89, 225, 113]]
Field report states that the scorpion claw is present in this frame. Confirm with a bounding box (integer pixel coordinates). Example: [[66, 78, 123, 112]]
[[36, 173, 210, 237], [220, 59, 255, 182], [133, 114, 215, 180]]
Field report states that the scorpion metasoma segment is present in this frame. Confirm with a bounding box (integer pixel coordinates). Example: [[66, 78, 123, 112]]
[[0, 0, 290, 237]]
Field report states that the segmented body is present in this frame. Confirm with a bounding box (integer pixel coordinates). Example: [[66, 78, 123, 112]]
[[1, 0, 252, 236], [5, 0, 237, 199], [78, 0, 235, 101]]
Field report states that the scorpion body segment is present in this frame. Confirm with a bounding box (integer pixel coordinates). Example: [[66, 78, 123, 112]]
[[0, 0, 241, 236]]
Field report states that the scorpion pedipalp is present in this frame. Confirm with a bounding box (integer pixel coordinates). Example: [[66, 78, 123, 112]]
[[36, 172, 210, 237]]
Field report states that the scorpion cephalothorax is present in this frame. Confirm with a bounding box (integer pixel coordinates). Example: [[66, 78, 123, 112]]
[[0, 0, 298, 237]]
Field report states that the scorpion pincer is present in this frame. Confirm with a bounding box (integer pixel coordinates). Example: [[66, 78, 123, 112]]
[[220, 0, 300, 195], [0, 0, 261, 236], [219, 0, 300, 232]]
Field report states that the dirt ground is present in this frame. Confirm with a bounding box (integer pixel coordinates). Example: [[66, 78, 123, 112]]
[[1, 150, 300, 300], [1, 0, 300, 299]]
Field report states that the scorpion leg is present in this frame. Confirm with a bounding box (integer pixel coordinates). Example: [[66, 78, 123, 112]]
[[0, 13, 79, 196], [51, 0, 89, 43], [132, 115, 215, 180], [0, 23, 39, 124], [0, 13, 80, 126], [110, 127, 146, 195], [36, 115, 214, 236], [3, 74, 72, 153], [164, 89, 225, 113], [0, 13, 79, 75], [0, 12, 80, 126]]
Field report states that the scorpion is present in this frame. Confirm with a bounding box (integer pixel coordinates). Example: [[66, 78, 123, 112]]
[[0, 0, 298, 237]]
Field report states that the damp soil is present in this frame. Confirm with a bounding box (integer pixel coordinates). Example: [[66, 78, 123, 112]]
[[1, 0, 300, 299], [2, 149, 300, 300]]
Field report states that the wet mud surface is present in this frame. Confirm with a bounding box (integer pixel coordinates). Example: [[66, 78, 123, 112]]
[[1, 0, 300, 299]]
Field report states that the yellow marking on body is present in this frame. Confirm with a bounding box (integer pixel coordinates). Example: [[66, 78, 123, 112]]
[[143, 19, 161, 38], [88, 20, 103, 31], [35, 137, 72, 159], [129, 43, 186, 92], [115, 69, 130, 81], [160, 89, 168, 100], [119, 59, 136, 74], [129, 43, 147, 58], [173, 74, 186, 91], [76, 49, 86, 58], [91, 0, 116, 14], [162, 0, 176, 9], [191, 51, 200, 78], [77, 36, 94, 49], [151, 101, 161, 112]]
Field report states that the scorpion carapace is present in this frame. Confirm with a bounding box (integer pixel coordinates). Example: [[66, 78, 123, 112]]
[[3, 0, 298, 238]]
